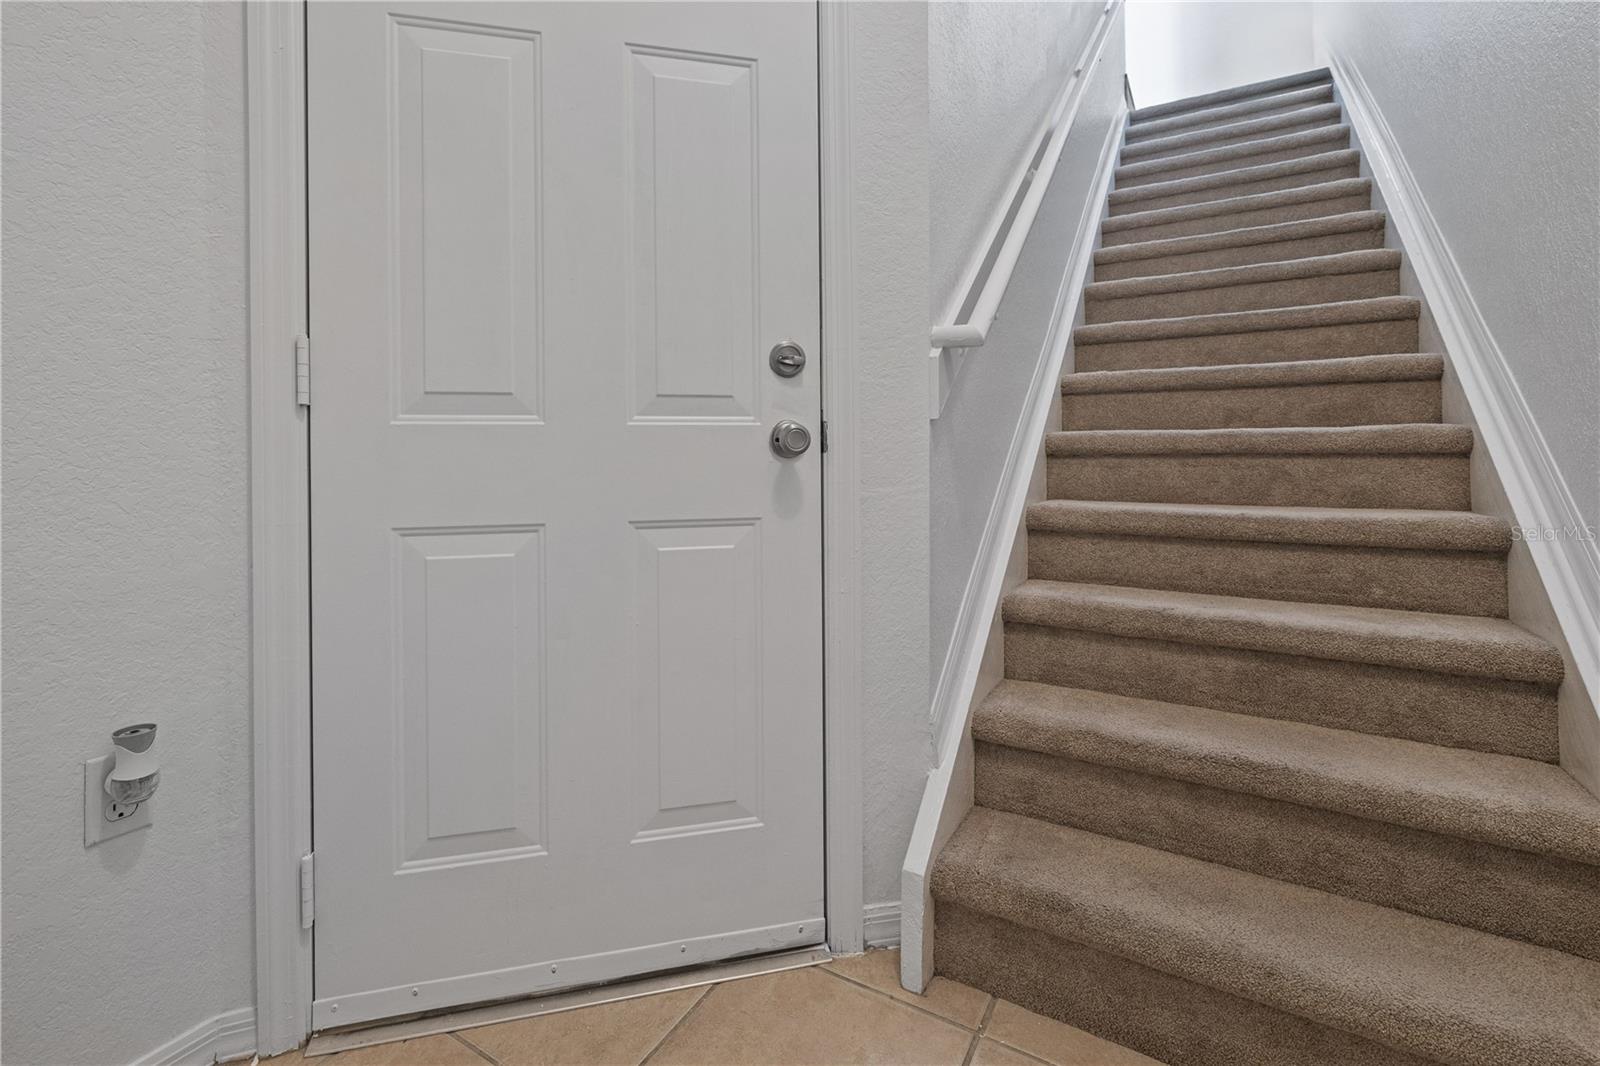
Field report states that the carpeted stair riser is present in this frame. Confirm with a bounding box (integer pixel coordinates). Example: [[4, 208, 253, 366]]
[[1063, 377, 1440, 429], [1076, 293, 1421, 370], [934, 905, 1428, 1066], [1085, 266, 1399, 322], [1122, 109, 1343, 166], [978, 680, 1599, 864], [1077, 318, 1418, 371], [1115, 127, 1352, 189], [1125, 84, 1335, 143], [1063, 352, 1444, 429], [1100, 184, 1373, 248], [1027, 530, 1506, 615], [973, 742, 1600, 959], [1093, 213, 1388, 281], [1108, 151, 1362, 215], [1130, 69, 1332, 123], [1126, 100, 1339, 152], [1046, 446, 1469, 509], [1003, 623, 1557, 759]]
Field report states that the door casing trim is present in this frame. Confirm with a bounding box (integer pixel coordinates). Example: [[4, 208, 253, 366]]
[[246, 2, 863, 1051], [247, 0, 313, 1054]]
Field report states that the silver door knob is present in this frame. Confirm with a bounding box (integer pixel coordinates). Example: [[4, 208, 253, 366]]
[[770, 420, 812, 458]]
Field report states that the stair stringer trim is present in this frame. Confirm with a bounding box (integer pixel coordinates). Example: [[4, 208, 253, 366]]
[[903, 109, 1125, 996], [1327, 50, 1600, 797]]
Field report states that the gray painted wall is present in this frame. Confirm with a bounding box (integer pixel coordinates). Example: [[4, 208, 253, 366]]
[[1314, 1, 1600, 526], [1, 3, 257, 1063]]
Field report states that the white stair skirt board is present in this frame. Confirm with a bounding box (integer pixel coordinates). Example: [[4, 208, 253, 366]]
[[306, 947, 832, 1057], [903, 108, 1126, 995], [130, 1007, 257, 1066], [1328, 52, 1600, 794], [312, 918, 822, 1031]]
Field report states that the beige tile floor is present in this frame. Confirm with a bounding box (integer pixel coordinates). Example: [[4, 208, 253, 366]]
[[262, 950, 1160, 1066]]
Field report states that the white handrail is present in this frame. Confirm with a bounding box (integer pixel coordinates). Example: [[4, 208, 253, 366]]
[[930, 1, 1122, 352]]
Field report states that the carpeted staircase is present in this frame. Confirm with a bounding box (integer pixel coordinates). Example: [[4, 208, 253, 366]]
[[929, 68, 1600, 1066]]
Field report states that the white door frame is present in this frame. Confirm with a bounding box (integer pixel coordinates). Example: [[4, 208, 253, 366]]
[[246, 2, 863, 1054]]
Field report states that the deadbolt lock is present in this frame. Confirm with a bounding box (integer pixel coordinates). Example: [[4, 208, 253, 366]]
[[769, 342, 807, 378]]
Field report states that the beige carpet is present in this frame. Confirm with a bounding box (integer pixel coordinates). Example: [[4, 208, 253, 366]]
[[930, 67, 1600, 1066]]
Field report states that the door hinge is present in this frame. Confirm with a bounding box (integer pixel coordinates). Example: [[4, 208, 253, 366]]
[[295, 334, 311, 407], [820, 419, 829, 453], [299, 851, 315, 929]]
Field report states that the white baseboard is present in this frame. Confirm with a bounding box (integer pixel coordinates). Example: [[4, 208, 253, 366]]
[[1329, 53, 1600, 731], [863, 902, 902, 949], [131, 1007, 256, 1066]]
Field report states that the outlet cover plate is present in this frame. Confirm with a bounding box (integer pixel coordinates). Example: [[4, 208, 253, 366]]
[[84, 754, 152, 847]]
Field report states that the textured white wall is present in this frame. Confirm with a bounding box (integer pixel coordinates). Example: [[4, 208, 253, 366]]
[[929, 9, 1125, 691], [0, 5, 939, 1055], [929, 2, 1106, 318], [1126, 1, 1313, 107], [0, 0, 1101, 1050], [1, 3, 257, 1064], [1313, 1, 1600, 527], [847, 2, 935, 910]]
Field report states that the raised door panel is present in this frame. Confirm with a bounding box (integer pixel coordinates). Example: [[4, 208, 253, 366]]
[[392, 17, 542, 422], [395, 526, 547, 869], [627, 48, 758, 423], [629, 520, 762, 842]]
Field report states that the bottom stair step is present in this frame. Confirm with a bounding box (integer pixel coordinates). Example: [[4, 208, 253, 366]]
[[972, 680, 1600, 959], [932, 808, 1600, 1066]]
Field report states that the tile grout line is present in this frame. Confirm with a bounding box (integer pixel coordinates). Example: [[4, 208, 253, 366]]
[[960, 996, 998, 1066], [816, 965, 986, 1033], [448, 1030, 501, 1066], [986, 1036, 1078, 1066], [636, 982, 715, 1066]]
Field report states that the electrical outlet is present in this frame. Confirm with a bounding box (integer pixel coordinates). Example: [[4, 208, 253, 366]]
[[84, 754, 152, 847]]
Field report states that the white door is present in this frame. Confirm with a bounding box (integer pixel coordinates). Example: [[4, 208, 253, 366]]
[[308, 1, 823, 1028]]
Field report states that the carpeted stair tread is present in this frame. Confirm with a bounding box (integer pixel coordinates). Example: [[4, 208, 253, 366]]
[[1085, 249, 1399, 300], [1001, 579, 1562, 683], [933, 809, 1600, 1066], [1115, 125, 1351, 185], [1125, 84, 1335, 143], [1129, 68, 1331, 123], [973, 679, 1600, 864], [1063, 352, 1441, 395], [1109, 150, 1361, 212], [1100, 180, 1372, 248], [1094, 210, 1386, 269], [1074, 296, 1418, 346], [1121, 103, 1343, 162], [1046, 422, 1470, 457], [1024, 499, 1508, 552]]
